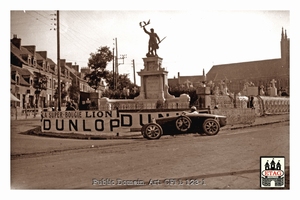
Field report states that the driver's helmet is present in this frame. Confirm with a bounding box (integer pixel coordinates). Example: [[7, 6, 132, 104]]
[[191, 106, 197, 112]]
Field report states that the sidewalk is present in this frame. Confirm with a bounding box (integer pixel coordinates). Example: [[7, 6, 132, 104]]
[[223, 113, 290, 130], [11, 114, 290, 139]]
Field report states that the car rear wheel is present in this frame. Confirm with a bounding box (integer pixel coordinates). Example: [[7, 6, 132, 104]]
[[175, 116, 191, 132], [144, 123, 163, 140], [202, 119, 220, 135]]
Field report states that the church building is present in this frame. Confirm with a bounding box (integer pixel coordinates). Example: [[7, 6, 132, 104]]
[[206, 27, 290, 94]]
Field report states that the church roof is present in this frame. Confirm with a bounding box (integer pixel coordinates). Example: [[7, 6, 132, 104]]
[[179, 75, 205, 83], [206, 58, 289, 82]]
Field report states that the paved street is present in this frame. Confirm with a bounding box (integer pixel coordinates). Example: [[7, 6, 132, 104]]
[[10, 114, 289, 155], [10, 115, 290, 189]]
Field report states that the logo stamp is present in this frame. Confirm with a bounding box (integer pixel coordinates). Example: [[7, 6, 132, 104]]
[[260, 156, 285, 188]]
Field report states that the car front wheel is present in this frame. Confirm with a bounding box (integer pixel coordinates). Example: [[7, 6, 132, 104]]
[[144, 123, 163, 140], [175, 116, 191, 132], [202, 119, 220, 135]]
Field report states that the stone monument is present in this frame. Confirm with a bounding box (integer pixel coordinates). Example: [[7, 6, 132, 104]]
[[133, 56, 191, 109], [133, 20, 190, 109], [269, 79, 278, 96], [259, 85, 265, 96], [100, 20, 191, 111]]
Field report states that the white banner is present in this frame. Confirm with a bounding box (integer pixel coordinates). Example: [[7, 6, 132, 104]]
[[41, 110, 183, 135]]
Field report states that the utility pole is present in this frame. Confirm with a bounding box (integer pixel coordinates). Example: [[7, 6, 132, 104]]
[[112, 47, 115, 90], [57, 10, 61, 111], [113, 38, 127, 90], [132, 59, 136, 85], [114, 38, 118, 90]]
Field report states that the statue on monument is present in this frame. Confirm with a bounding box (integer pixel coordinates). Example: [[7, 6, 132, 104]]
[[140, 19, 165, 57]]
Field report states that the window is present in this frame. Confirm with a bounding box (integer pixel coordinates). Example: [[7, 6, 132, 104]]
[[17, 94, 20, 107], [16, 75, 20, 85]]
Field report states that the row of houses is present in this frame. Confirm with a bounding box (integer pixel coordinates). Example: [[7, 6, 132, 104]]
[[10, 34, 96, 112]]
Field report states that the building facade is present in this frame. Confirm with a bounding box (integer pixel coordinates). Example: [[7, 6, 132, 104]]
[[10, 35, 95, 113], [206, 28, 290, 95]]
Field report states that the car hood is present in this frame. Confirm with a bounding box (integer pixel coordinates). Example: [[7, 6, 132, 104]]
[[154, 113, 226, 122]]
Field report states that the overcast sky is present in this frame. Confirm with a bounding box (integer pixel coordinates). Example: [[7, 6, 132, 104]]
[[10, 9, 290, 84]]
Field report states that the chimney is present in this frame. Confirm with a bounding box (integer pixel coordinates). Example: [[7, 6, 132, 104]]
[[11, 34, 21, 49], [23, 45, 36, 55], [66, 62, 72, 68], [36, 51, 47, 60], [59, 59, 66, 67], [72, 64, 79, 72]]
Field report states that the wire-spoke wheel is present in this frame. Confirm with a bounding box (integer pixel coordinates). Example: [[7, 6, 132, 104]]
[[144, 123, 163, 140], [202, 119, 220, 135], [175, 116, 191, 132]]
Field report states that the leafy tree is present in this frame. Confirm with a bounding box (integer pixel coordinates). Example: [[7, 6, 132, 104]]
[[168, 84, 198, 106], [54, 81, 68, 103], [85, 46, 113, 90], [33, 72, 47, 107], [67, 77, 81, 103], [102, 72, 140, 99], [68, 84, 80, 102]]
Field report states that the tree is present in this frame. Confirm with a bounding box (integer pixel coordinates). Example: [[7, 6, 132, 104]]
[[168, 84, 198, 106], [33, 72, 47, 108], [54, 81, 68, 103], [85, 46, 113, 90], [68, 84, 80, 102], [67, 77, 81, 103], [102, 71, 140, 99]]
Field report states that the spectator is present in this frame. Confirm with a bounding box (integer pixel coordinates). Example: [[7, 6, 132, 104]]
[[71, 100, 78, 110], [66, 101, 76, 111]]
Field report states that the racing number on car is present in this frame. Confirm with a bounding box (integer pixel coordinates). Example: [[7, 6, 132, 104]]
[[175, 116, 191, 132]]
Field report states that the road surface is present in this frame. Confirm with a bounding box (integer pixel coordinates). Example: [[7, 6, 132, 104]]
[[11, 122, 289, 189]]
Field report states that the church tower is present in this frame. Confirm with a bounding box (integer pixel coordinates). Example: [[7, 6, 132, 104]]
[[280, 27, 290, 68]]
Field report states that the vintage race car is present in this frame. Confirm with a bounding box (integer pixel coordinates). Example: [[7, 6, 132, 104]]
[[141, 112, 227, 140]]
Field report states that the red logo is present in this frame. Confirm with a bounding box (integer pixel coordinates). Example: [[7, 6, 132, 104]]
[[261, 170, 284, 177]]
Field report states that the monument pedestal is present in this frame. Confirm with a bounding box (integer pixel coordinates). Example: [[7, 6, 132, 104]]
[[135, 56, 175, 102], [196, 87, 211, 108], [269, 87, 278, 96], [134, 56, 189, 109]]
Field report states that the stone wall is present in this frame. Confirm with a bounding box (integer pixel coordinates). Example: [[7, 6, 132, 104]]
[[211, 108, 256, 125], [99, 95, 190, 111]]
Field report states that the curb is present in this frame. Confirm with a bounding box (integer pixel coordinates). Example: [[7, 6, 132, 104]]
[[223, 119, 289, 131], [21, 127, 142, 140]]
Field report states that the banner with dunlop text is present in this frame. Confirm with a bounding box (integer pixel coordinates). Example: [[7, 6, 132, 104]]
[[41, 110, 183, 135]]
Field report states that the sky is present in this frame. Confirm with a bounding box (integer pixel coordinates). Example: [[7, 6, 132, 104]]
[[10, 9, 290, 85]]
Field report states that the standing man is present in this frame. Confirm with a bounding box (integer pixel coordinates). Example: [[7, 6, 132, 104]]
[[143, 26, 160, 57]]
